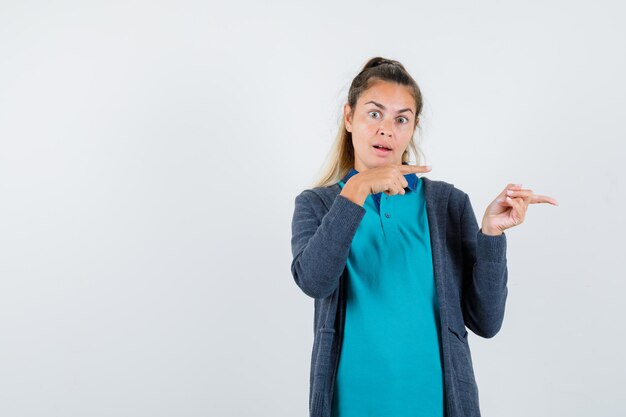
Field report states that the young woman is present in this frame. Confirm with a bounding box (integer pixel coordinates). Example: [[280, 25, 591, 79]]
[[290, 57, 558, 417]]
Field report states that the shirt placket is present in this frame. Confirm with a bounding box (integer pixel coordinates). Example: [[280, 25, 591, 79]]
[[378, 194, 397, 238]]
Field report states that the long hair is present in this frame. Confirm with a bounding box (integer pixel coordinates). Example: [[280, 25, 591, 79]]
[[312, 57, 425, 188]]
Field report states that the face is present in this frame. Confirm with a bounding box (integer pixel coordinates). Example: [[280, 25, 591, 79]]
[[344, 80, 419, 171]]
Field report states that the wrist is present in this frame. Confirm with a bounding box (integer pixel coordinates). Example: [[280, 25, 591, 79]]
[[481, 226, 503, 237], [341, 180, 368, 206]]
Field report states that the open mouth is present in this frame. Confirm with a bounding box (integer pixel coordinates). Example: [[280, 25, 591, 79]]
[[373, 145, 392, 154]]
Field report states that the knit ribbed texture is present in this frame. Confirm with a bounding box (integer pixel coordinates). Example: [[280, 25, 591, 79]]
[[291, 191, 366, 299], [477, 229, 508, 262]]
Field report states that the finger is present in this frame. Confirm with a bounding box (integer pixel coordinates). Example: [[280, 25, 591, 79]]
[[399, 174, 409, 189], [507, 190, 537, 209], [529, 194, 559, 206], [497, 184, 522, 200], [506, 189, 533, 200], [507, 188, 559, 206], [399, 164, 432, 174], [508, 189, 558, 206], [393, 176, 405, 195], [506, 196, 525, 224], [384, 178, 402, 196], [383, 184, 393, 196]]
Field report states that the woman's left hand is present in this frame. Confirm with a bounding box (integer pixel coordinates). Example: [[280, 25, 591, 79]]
[[481, 183, 559, 236]]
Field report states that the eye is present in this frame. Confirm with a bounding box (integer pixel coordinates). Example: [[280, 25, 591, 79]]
[[397, 116, 409, 124], [368, 111, 381, 119]]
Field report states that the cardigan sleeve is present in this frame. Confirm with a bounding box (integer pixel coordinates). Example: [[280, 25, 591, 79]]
[[290, 190, 366, 299], [459, 191, 509, 338]]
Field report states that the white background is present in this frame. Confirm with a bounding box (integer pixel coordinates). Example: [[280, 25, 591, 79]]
[[1, 1, 624, 416]]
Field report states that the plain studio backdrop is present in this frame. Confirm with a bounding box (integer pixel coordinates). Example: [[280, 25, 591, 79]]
[[1, 1, 624, 416]]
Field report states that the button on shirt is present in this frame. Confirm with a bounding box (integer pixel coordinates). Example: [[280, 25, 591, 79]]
[[332, 167, 444, 417]]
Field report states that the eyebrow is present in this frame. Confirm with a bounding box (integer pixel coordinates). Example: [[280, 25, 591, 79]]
[[364, 100, 414, 114]]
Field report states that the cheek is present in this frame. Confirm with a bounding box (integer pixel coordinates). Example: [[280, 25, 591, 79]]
[[353, 124, 377, 140], [352, 136, 369, 149], [351, 123, 371, 140]]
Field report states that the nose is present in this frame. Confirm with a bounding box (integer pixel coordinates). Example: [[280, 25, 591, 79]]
[[379, 119, 393, 137], [378, 125, 392, 138]]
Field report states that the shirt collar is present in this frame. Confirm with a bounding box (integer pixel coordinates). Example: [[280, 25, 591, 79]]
[[340, 163, 418, 192]]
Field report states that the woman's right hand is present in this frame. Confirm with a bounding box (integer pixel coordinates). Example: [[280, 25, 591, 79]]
[[340, 164, 432, 206]]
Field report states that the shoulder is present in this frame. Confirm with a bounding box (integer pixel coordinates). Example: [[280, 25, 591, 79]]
[[294, 183, 341, 212]]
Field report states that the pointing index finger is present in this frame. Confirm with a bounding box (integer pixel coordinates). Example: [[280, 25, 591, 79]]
[[400, 164, 432, 173], [530, 194, 559, 206]]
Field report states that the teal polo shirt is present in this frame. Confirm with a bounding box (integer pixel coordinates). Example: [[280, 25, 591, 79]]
[[331, 168, 444, 417]]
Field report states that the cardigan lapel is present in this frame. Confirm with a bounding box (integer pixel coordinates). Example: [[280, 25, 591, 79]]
[[421, 176, 453, 314]]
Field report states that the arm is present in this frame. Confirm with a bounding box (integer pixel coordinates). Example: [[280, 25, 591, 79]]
[[290, 191, 366, 299], [460, 192, 509, 338]]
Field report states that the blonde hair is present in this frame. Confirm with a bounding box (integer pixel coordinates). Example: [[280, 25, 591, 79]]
[[312, 57, 426, 188]]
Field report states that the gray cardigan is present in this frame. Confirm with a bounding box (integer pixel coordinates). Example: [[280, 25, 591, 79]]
[[290, 176, 508, 417]]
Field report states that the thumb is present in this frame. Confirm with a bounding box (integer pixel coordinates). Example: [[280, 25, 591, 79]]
[[497, 183, 522, 200]]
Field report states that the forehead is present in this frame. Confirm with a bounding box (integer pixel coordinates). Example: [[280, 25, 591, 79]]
[[357, 80, 415, 109]]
